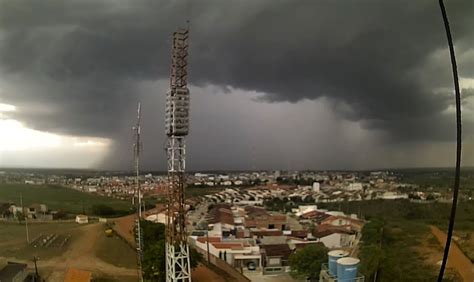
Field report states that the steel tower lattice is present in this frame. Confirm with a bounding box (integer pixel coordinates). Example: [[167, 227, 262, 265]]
[[133, 102, 144, 281], [165, 28, 191, 282]]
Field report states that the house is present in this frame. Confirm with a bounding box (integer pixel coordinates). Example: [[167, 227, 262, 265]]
[[8, 205, 23, 218], [299, 210, 331, 223], [0, 262, 28, 282], [28, 204, 48, 215], [0, 202, 12, 219], [192, 236, 261, 271], [320, 215, 364, 232], [145, 212, 167, 224], [206, 204, 235, 237], [313, 225, 356, 248], [244, 207, 287, 230], [260, 244, 293, 274], [75, 215, 88, 224]]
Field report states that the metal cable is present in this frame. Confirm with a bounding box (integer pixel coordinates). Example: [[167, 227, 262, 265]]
[[437, 0, 462, 280]]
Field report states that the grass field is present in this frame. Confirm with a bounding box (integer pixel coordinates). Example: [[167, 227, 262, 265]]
[[397, 169, 474, 193], [0, 184, 132, 215], [95, 229, 138, 268], [0, 221, 80, 259]]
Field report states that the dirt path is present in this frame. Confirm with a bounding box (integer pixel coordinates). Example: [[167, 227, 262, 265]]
[[40, 223, 138, 281], [192, 264, 226, 282], [430, 225, 474, 282], [111, 214, 137, 246]]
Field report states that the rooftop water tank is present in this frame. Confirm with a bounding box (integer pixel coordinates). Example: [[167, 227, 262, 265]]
[[336, 257, 360, 281], [328, 250, 348, 276]]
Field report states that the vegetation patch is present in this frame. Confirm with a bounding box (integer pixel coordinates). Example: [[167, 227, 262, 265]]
[[140, 220, 203, 281], [0, 184, 132, 215], [95, 226, 138, 268]]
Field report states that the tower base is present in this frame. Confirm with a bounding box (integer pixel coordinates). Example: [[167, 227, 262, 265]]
[[166, 242, 192, 282]]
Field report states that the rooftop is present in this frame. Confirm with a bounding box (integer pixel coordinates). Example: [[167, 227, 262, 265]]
[[0, 262, 27, 281]]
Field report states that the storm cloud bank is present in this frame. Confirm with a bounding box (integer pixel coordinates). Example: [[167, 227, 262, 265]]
[[0, 0, 473, 169]]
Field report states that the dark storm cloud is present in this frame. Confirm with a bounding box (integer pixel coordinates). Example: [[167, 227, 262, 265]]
[[0, 1, 473, 157]]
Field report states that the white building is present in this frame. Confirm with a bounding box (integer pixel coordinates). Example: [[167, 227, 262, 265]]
[[75, 215, 88, 224], [317, 231, 355, 248], [313, 182, 320, 192], [347, 183, 363, 191], [145, 212, 167, 224], [381, 192, 409, 200]]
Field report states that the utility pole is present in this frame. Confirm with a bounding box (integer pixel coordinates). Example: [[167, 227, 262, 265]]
[[165, 27, 192, 282], [20, 193, 29, 244], [33, 256, 39, 280], [206, 223, 210, 264]]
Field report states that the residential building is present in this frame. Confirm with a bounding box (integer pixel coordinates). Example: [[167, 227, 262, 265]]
[[0, 262, 28, 282]]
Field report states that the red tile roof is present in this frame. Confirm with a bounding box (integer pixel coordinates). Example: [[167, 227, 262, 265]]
[[197, 237, 221, 244], [261, 244, 292, 258], [313, 224, 353, 238], [251, 230, 283, 237], [207, 204, 235, 225], [212, 243, 244, 249]]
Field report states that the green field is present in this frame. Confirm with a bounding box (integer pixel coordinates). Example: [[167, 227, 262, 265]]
[[0, 221, 80, 259], [0, 184, 132, 215], [95, 229, 138, 268], [320, 199, 474, 229], [319, 200, 469, 281], [397, 169, 474, 194]]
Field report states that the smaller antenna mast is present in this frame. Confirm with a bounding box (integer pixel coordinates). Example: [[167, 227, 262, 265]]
[[133, 102, 144, 281]]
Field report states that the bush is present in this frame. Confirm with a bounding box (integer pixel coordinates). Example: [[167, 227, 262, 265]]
[[92, 204, 117, 216], [140, 221, 202, 281], [289, 244, 328, 279]]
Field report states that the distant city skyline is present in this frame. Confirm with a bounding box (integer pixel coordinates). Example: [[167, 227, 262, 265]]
[[1, 0, 474, 170]]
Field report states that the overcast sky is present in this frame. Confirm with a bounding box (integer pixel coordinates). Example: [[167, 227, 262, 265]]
[[0, 0, 473, 170]]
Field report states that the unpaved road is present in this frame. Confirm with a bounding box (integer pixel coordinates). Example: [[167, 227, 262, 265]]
[[430, 225, 474, 282], [112, 214, 137, 246], [40, 223, 138, 281], [192, 265, 226, 282]]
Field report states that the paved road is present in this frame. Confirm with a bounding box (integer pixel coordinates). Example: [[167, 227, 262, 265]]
[[430, 225, 474, 282]]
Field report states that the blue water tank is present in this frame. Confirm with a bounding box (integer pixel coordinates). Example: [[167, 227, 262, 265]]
[[327, 250, 349, 276], [336, 257, 360, 281]]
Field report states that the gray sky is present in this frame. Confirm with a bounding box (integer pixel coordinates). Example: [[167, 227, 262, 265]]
[[0, 0, 474, 170]]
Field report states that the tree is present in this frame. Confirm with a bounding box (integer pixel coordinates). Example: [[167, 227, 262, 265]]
[[140, 221, 203, 281], [359, 245, 383, 280], [91, 204, 116, 216], [142, 240, 166, 281], [16, 211, 25, 223], [289, 244, 328, 280], [426, 194, 436, 201]]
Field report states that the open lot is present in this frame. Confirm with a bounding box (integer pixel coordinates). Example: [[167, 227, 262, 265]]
[[0, 184, 132, 214], [0, 221, 138, 281], [0, 221, 79, 259]]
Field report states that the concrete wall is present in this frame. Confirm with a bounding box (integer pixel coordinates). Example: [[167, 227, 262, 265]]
[[318, 233, 341, 248], [195, 248, 251, 282]]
